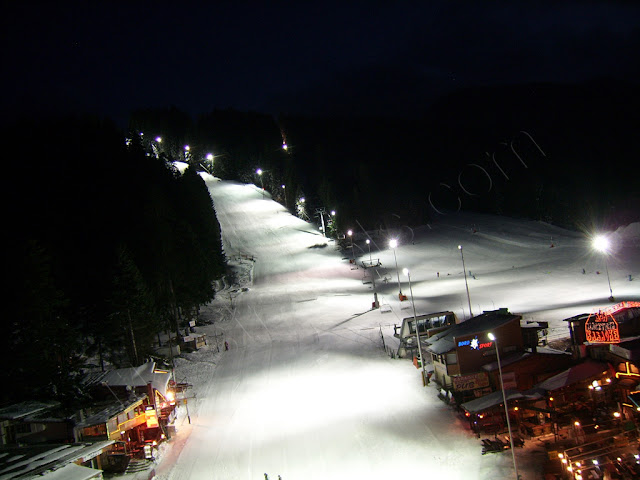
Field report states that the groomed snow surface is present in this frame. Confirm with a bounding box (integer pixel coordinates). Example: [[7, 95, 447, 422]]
[[152, 171, 639, 480]]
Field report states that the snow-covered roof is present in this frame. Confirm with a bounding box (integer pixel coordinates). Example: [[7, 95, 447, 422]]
[[480, 348, 570, 372], [86, 361, 171, 398], [0, 401, 59, 421], [425, 310, 522, 355], [37, 463, 102, 480], [0, 441, 113, 479], [535, 360, 610, 392], [75, 393, 147, 428], [461, 389, 544, 413]]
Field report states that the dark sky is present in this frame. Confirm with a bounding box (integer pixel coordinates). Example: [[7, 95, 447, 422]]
[[3, 1, 640, 125]]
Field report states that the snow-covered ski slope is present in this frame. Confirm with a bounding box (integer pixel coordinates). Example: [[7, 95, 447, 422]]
[[156, 172, 639, 480]]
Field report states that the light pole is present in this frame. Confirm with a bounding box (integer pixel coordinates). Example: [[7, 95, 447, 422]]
[[593, 235, 614, 302], [366, 239, 372, 264], [184, 145, 190, 162], [152, 137, 162, 159], [205, 153, 214, 174], [281, 184, 287, 208], [256, 168, 264, 198], [488, 332, 519, 480], [297, 197, 308, 220], [389, 239, 403, 298], [330, 210, 336, 239], [404, 268, 427, 385], [458, 245, 473, 318], [348, 230, 355, 262]]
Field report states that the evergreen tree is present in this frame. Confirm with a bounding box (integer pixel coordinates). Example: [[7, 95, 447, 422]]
[[4, 239, 83, 406], [105, 245, 159, 367]]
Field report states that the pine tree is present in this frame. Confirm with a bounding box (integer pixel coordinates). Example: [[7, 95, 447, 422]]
[[106, 245, 158, 367]]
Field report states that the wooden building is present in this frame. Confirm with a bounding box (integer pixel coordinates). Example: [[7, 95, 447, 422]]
[[393, 311, 457, 359]]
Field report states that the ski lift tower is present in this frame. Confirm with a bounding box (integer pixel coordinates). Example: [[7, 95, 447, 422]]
[[315, 208, 327, 237]]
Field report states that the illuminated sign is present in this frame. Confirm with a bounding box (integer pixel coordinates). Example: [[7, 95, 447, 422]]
[[453, 372, 489, 391], [457, 336, 493, 350], [145, 408, 159, 428], [600, 301, 640, 315], [585, 310, 620, 343]]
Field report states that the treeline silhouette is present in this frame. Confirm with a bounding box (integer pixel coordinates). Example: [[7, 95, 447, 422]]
[[279, 79, 640, 232], [5, 115, 225, 407]]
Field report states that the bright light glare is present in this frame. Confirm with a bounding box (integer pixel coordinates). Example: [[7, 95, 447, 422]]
[[593, 235, 609, 253], [331, 210, 336, 216], [488, 332, 496, 341], [347, 230, 352, 236], [389, 239, 398, 249], [366, 239, 370, 245], [206, 153, 214, 161], [155, 136, 162, 143], [256, 168, 263, 175], [184, 145, 190, 151], [458, 244, 462, 250], [403, 268, 409, 276]]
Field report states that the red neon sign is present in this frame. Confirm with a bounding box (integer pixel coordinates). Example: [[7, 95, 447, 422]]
[[585, 311, 620, 344], [599, 301, 640, 316]]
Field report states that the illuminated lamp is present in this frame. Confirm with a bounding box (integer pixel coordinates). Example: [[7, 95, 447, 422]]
[[389, 239, 402, 297], [592, 234, 614, 301]]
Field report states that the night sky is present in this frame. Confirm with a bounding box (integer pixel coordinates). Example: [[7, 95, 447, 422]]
[[3, 1, 640, 126]]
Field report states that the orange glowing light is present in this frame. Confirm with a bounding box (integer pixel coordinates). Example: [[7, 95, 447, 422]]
[[585, 310, 620, 343]]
